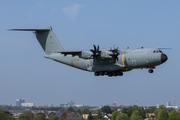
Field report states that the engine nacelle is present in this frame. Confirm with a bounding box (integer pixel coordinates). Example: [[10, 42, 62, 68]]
[[81, 51, 93, 59], [100, 50, 112, 58]]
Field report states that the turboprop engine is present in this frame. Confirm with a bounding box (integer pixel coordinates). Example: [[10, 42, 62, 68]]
[[100, 50, 112, 58], [81, 51, 93, 59], [80, 45, 120, 64]]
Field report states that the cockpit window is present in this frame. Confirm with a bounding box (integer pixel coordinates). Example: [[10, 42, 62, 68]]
[[153, 50, 162, 53], [159, 50, 162, 53]]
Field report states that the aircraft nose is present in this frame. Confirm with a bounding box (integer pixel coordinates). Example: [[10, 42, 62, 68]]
[[161, 54, 168, 63]]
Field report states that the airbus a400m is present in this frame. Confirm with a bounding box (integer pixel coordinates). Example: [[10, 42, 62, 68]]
[[10, 26, 168, 77]]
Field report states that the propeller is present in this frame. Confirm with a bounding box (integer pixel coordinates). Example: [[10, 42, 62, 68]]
[[109, 45, 119, 63], [90, 44, 101, 58]]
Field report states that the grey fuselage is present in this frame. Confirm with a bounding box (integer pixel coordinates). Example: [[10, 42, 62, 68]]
[[45, 48, 165, 72]]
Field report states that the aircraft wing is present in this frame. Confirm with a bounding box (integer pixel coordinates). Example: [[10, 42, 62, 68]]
[[54, 50, 82, 56]]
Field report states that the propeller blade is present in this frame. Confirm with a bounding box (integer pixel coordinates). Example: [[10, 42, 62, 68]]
[[90, 49, 95, 54], [93, 44, 96, 52], [90, 44, 101, 58], [97, 45, 99, 52], [116, 56, 119, 61]]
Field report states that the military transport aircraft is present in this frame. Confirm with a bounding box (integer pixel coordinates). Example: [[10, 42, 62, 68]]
[[10, 26, 168, 77]]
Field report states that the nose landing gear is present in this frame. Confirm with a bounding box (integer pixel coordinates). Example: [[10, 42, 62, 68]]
[[148, 69, 154, 73]]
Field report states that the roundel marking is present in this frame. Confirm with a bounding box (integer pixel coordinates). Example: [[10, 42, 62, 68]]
[[74, 58, 77, 62]]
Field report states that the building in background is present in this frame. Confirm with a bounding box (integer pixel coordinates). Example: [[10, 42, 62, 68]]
[[0, 104, 5, 106], [166, 101, 178, 109], [21, 103, 35, 107], [40, 104, 53, 107], [68, 101, 75, 107], [167, 101, 171, 106], [73, 104, 84, 107], [59, 101, 75, 107], [59, 104, 70, 107], [16, 99, 25, 106]]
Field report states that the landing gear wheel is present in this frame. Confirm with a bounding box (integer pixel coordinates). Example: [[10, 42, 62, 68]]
[[99, 72, 105, 76], [108, 72, 113, 77], [119, 72, 123, 76], [113, 72, 117, 76], [148, 69, 154, 73], [94, 72, 99, 76], [116, 71, 123, 76]]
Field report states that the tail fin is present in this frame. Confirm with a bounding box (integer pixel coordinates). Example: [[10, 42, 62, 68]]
[[9, 26, 64, 55]]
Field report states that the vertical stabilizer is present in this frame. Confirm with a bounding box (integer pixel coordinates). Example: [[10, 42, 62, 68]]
[[9, 26, 64, 55], [33, 26, 64, 54]]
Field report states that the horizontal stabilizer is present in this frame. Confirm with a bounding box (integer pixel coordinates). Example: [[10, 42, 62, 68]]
[[8, 29, 50, 31]]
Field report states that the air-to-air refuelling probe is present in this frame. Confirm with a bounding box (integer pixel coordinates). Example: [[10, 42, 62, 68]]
[[10, 26, 168, 77]]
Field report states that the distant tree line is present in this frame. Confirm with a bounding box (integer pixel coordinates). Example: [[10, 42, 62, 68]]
[[1, 104, 180, 120], [111, 105, 180, 120]]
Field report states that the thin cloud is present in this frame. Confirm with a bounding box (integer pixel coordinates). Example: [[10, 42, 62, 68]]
[[62, 3, 82, 19]]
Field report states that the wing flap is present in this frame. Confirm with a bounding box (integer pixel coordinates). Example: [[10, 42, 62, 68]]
[[54, 51, 82, 57]]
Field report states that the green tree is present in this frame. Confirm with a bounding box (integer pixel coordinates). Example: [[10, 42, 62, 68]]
[[145, 108, 156, 113], [154, 105, 167, 119], [122, 108, 128, 115], [0, 109, 7, 120], [131, 110, 139, 116], [34, 115, 45, 120], [154, 109, 159, 118], [22, 111, 34, 119], [19, 114, 31, 120], [169, 110, 179, 118], [121, 106, 137, 118], [100, 106, 112, 113], [60, 117, 65, 120], [92, 110, 96, 114], [168, 116, 178, 120], [34, 113, 45, 120], [126, 107, 133, 118], [138, 107, 146, 119], [5, 115, 16, 120], [132, 105, 138, 111], [52, 116, 59, 120], [130, 115, 143, 120], [88, 112, 93, 120], [158, 109, 169, 120], [0, 109, 16, 120], [147, 113, 149, 118], [76, 109, 82, 115], [96, 111, 102, 119], [112, 111, 120, 120], [36, 113, 45, 116], [82, 108, 90, 114], [67, 107, 75, 112], [159, 105, 167, 110], [121, 106, 145, 119], [116, 113, 129, 120]]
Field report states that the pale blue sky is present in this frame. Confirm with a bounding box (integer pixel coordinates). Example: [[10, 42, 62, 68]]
[[0, 0, 179, 106]]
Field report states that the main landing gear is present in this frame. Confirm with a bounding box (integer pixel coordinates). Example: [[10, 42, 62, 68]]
[[94, 71, 123, 77]]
